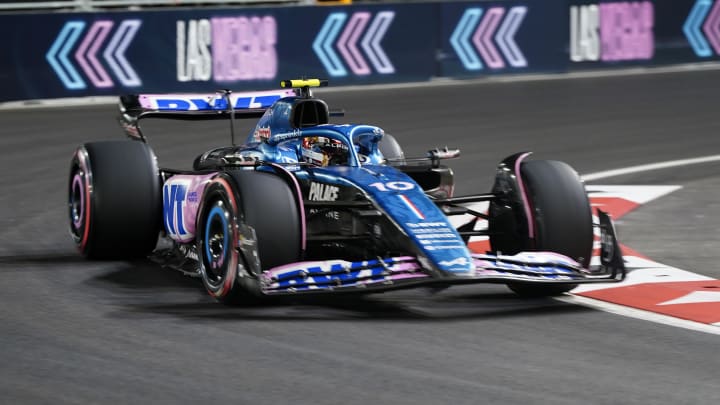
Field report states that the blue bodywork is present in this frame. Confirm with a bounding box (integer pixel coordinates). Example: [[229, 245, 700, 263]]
[[234, 95, 474, 274], [315, 165, 474, 273]]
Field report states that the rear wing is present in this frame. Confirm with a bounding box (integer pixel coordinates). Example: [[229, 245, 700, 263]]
[[118, 89, 294, 142]]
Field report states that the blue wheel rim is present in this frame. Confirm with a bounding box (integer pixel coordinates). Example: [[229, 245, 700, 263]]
[[205, 205, 229, 275]]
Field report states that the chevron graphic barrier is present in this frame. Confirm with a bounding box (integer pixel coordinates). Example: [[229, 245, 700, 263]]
[[313, 11, 395, 77], [46, 19, 142, 90], [684, 0, 720, 57], [1, 1, 719, 102], [450, 6, 527, 71]]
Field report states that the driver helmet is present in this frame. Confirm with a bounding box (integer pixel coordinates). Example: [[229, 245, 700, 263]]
[[301, 136, 349, 166]]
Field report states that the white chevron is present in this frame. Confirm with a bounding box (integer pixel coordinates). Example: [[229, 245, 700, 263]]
[[103, 19, 142, 87], [496, 6, 527, 68], [658, 290, 720, 306], [361, 11, 395, 74]]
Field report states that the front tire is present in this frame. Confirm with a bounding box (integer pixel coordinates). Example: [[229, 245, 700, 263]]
[[505, 160, 593, 297]]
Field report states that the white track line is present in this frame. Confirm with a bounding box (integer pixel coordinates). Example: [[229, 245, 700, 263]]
[[583, 155, 720, 181], [579, 156, 720, 334], [556, 295, 720, 336]]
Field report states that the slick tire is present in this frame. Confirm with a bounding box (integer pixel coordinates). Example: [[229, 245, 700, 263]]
[[198, 170, 301, 304], [68, 141, 161, 259], [507, 160, 594, 297]]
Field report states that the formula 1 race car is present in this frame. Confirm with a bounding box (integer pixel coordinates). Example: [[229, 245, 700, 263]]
[[68, 79, 625, 304]]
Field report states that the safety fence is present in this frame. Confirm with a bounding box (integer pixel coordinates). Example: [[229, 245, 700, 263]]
[[0, 0, 718, 102]]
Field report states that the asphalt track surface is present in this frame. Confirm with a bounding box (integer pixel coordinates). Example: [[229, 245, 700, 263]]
[[2, 69, 720, 404]]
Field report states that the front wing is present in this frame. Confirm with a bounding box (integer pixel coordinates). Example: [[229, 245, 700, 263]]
[[260, 211, 625, 295], [260, 252, 622, 295]]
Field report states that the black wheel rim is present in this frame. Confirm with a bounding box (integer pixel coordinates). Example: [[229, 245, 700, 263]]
[[204, 203, 230, 284], [69, 167, 86, 241]]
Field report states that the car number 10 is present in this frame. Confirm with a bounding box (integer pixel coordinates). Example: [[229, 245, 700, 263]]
[[369, 181, 415, 192]]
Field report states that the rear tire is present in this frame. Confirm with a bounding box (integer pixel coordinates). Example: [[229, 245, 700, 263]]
[[198, 183, 245, 304], [507, 160, 593, 297], [198, 170, 301, 304], [68, 141, 161, 259]]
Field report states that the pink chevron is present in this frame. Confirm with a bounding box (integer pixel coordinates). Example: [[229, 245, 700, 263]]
[[703, 0, 720, 55], [74, 20, 114, 88], [473, 7, 505, 69], [337, 12, 371, 75]]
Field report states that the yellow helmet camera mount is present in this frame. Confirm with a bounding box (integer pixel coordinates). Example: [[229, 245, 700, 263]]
[[280, 78, 328, 98]]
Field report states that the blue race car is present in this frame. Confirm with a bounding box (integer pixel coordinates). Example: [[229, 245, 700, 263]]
[[68, 79, 624, 304]]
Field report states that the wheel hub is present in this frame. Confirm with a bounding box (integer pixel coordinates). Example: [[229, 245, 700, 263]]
[[208, 233, 225, 260]]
